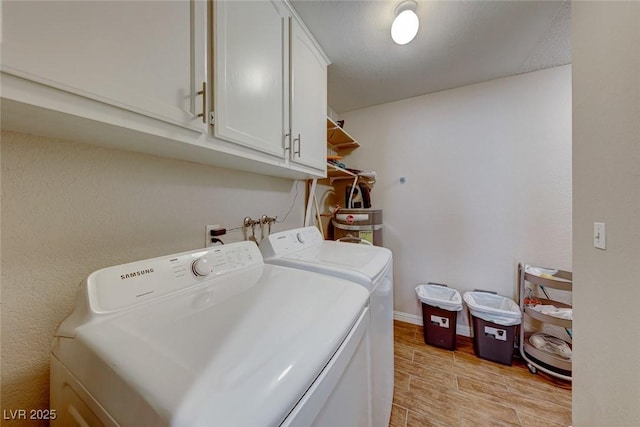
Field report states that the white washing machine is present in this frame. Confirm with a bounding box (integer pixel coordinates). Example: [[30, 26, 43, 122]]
[[51, 241, 372, 427], [260, 226, 394, 427]]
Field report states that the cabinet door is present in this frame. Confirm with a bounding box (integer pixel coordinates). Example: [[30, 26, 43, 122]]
[[1, 1, 207, 132], [214, 0, 288, 158], [290, 18, 328, 171]]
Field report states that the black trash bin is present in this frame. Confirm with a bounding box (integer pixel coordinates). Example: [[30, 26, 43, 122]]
[[415, 283, 463, 350], [463, 291, 522, 365]]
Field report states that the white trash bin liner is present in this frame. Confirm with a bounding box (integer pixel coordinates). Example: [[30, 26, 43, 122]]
[[415, 284, 463, 312], [463, 291, 522, 326]]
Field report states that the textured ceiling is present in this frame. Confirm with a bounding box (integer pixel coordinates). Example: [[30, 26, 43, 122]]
[[290, 0, 571, 113]]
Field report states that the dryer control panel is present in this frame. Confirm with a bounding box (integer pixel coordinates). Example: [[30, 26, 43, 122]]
[[86, 241, 262, 313], [260, 226, 324, 258]]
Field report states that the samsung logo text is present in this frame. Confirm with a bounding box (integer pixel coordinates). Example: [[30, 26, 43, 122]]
[[121, 268, 155, 280]]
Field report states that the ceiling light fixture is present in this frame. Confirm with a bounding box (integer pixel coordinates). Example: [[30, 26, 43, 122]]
[[391, 0, 419, 45]]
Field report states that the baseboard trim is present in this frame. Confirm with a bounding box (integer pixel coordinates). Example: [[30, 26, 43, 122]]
[[393, 310, 472, 337], [393, 311, 422, 325]]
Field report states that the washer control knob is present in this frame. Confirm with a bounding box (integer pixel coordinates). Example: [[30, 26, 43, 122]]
[[192, 257, 212, 277], [296, 232, 305, 243]]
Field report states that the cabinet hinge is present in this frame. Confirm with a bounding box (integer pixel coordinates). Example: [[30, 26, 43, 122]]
[[284, 131, 292, 152], [209, 111, 215, 125]]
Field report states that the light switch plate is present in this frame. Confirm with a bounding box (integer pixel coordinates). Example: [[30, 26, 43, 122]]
[[594, 222, 606, 250]]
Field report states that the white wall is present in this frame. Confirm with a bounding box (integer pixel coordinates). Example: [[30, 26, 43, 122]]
[[340, 66, 572, 331], [0, 131, 304, 422], [572, 2, 640, 426]]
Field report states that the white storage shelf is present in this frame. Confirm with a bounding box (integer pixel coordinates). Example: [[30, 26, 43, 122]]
[[519, 264, 573, 381]]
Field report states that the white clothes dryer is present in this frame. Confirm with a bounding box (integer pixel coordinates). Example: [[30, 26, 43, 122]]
[[260, 226, 394, 427], [51, 241, 372, 427]]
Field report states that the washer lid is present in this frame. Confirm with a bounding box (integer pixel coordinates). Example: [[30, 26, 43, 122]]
[[54, 264, 369, 427]]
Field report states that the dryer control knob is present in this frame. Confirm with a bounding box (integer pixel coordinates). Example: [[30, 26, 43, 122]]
[[296, 232, 305, 243], [192, 257, 212, 277]]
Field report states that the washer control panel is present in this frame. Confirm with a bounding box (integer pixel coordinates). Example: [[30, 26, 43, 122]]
[[87, 241, 262, 313], [260, 226, 324, 258]]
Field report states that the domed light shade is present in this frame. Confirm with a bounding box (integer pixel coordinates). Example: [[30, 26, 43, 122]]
[[391, 1, 419, 45]]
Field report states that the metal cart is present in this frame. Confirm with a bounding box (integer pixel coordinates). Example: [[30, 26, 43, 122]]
[[518, 263, 573, 381]]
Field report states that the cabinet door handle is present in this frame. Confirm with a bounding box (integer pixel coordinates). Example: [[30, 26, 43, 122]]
[[294, 133, 301, 157], [197, 81, 206, 123]]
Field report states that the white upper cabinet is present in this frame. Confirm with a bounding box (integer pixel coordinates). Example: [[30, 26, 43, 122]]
[[213, 0, 329, 173], [289, 17, 329, 170], [213, 0, 289, 158], [1, 0, 207, 132], [0, 0, 329, 179]]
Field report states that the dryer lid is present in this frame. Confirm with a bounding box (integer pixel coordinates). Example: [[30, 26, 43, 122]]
[[274, 241, 392, 288], [260, 227, 392, 287], [54, 264, 369, 427]]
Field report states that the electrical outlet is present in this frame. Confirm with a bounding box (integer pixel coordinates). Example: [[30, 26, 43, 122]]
[[205, 224, 221, 247]]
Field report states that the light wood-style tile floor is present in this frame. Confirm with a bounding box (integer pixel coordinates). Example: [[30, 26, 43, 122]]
[[390, 321, 572, 427]]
